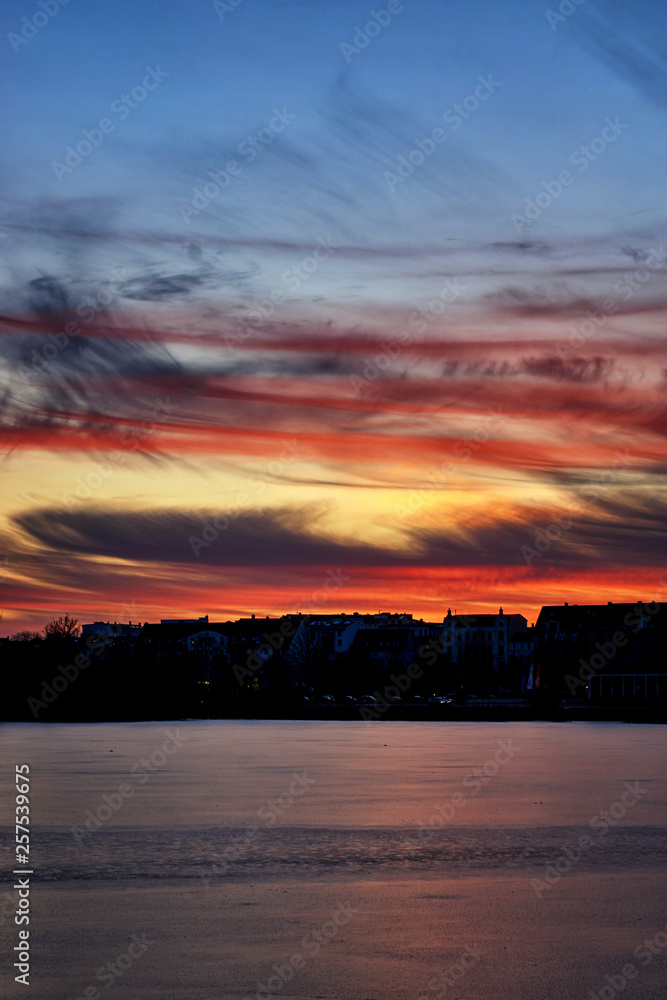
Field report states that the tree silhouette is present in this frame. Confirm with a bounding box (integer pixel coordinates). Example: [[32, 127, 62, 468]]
[[10, 630, 43, 642], [44, 613, 80, 640], [285, 622, 316, 693]]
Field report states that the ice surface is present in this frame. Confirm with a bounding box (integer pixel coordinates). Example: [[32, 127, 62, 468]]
[[0, 721, 665, 999]]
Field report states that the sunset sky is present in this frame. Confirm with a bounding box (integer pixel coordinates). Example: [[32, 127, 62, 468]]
[[1, 0, 666, 632]]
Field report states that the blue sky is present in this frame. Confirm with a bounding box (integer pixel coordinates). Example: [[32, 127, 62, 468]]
[[2, 0, 667, 629], [3, 0, 665, 264]]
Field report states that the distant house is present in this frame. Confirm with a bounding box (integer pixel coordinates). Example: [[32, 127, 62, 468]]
[[136, 619, 231, 652], [409, 621, 442, 642], [133, 619, 234, 692], [284, 616, 366, 660], [508, 628, 534, 663], [160, 616, 210, 626], [320, 618, 366, 656], [81, 621, 142, 639], [442, 608, 527, 670], [365, 612, 416, 627], [535, 601, 667, 704], [350, 627, 418, 679]]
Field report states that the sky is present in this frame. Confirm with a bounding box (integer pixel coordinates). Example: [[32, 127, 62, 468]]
[[1, 0, 666, 632]]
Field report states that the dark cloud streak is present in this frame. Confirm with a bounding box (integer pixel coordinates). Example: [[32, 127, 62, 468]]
[[11, 493, 667, 574]]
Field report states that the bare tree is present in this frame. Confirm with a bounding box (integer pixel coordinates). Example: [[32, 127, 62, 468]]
[[44, 613, 80, 640], [285, 622, 317, 693], [10, 630, 43, 642]]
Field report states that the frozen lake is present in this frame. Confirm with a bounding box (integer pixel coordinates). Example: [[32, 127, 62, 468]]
[[0, 721, 665, 999]]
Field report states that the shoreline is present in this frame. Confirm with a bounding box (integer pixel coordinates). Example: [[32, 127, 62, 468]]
[[4, 705, 665, 724]]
